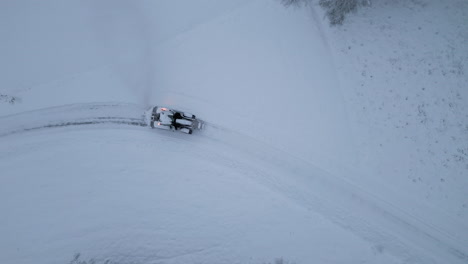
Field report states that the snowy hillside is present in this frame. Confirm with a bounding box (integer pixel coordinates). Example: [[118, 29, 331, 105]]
[[0, 0, 467, 264], [326, 0, 468, 221]]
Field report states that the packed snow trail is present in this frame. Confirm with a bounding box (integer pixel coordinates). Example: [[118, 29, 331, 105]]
[[1, 103, 466, 264], [0, 103, 468, 263], [200, 126, 468, 264], [0, 103, 147, 137]]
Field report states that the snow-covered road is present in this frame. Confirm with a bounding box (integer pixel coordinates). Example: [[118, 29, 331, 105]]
[[1, 0, 467, 263], [0, 103, 147, 137], [1, 103, 466, 263], [2, 104, 392, 264]]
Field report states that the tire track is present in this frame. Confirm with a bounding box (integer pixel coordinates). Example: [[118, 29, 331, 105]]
[[0, 117, 147, 137], [200, 123, 468, 264], [2, 102, 466, 263], [0, 103, 148, 138]]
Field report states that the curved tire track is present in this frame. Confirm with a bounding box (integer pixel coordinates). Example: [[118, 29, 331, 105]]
[[0, 103, 148, 137], [1, 103, 467, 264], [201, 124, 468, 264]]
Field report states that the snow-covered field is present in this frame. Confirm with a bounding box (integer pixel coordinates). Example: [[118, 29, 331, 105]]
[[1, 1, 467, 263]]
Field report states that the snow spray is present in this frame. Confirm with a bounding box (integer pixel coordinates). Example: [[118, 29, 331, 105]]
[[87, 0, 157, 108]]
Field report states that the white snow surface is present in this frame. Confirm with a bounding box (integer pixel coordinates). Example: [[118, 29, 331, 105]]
[[0, 0, 467, 264]]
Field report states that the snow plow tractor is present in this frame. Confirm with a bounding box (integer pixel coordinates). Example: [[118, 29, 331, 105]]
[[148, 106, 204, 134]]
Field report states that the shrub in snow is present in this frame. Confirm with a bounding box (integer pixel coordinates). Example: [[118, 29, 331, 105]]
[[69, 253, 110, 264], [319, 0, 369, 25], [270, 257, 296, 264], [280, 0, 304, 7], [281, 0, 371, 26], [0, 94, 20, 104]]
